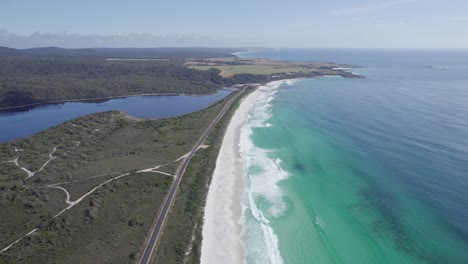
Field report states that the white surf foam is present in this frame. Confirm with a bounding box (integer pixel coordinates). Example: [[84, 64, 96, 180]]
[[238, 80, 294, 264], [232, 51, 250, 58], [332, 67, 359, 76], [241, 130, 288, 217], [429, 65, 467, 70], [284, 78, 302, 86], [315, 215, 326, 229]]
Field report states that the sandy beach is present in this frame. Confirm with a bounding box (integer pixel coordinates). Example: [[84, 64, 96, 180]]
[[200, 80, 286, 264]]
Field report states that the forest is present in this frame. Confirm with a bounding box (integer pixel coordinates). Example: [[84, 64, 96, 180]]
[[0, 56, 226, 108], [0, 46, 356, 109]]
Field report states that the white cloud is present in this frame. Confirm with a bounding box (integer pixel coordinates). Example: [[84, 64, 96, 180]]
[[331, 0, 418, 16]]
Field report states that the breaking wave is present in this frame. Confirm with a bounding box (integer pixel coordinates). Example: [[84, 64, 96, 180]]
[[239, 80, 295, 264]]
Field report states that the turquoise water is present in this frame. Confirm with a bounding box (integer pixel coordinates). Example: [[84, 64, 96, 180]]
[[240, 50, 468, 263]]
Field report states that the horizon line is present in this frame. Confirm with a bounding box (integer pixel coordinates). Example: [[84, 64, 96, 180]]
[[2, 45, 468, 51]]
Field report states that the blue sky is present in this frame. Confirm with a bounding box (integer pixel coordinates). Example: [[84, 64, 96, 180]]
[[1, 0, 467, 48]]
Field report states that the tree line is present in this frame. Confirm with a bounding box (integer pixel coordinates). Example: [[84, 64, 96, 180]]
[[0, 57, 225, 108]]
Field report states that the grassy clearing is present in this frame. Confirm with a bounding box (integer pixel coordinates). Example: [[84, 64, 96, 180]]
[[192, 65, 309, 77], [194, 65, 311, 77], [185, 57, 354, 78]]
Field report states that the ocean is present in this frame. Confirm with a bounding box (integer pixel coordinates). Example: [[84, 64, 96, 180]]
[[238, 49, 468, 263]]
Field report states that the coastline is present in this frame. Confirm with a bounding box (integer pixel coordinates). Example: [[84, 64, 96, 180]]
[[200, 80, 289, 264], [1, 62, 363, 112]]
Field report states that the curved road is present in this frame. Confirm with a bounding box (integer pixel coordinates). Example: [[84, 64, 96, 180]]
[[139, 88, 245, 264]]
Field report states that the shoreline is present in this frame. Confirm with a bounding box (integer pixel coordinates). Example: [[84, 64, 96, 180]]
[[0, 90, 233, 112], [200, 80, 289, 264], [1, 69, 363, 112]]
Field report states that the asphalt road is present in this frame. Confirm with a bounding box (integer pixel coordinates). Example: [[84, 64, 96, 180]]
[[138, 88, 245, 264]]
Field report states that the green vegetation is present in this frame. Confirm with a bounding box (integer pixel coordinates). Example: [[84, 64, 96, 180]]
[[0, 91, 239, 263], [0, 57, 224, 109], [192, 64, 309, 76], [186, 57, 360, 79], [0, 47, 363, 263], [153, 87, 254, 264], [0, 48, 361, 109]]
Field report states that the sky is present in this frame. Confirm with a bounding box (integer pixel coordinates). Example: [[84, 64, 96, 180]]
[[1, 0, 468, 48]]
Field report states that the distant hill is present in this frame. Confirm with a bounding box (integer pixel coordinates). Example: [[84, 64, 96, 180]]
[[0, 46, 23, 56], [22, 47, 102, 57], [0, 46, 246, 59]]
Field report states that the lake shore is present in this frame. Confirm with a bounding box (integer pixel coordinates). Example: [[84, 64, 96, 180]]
[[200, 80, 287, 264], [0, 90, 233, 112]]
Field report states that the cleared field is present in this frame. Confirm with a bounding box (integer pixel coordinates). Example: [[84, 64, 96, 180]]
[[191, 65, 309, 77], [186, 57, 351, 78]]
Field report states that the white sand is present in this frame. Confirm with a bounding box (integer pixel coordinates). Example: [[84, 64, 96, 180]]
[[200, 80, 286, 264]]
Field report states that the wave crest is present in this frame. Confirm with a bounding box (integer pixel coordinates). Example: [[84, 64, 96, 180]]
[[239, 80, 293, 264]]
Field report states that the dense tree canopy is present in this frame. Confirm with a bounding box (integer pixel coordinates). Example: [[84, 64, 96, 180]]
[[0, 47, 357, 109], [0, 57, 225, 108]]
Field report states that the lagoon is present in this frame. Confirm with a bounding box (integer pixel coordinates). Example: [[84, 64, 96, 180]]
[[0, 89, 232, 143]]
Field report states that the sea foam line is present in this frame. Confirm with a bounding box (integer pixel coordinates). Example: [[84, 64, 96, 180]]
[[239, 80, 296, 264]]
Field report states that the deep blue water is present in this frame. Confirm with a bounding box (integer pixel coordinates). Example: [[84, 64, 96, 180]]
[[240, 49, 468, 263], [0, 89, 232, 143]]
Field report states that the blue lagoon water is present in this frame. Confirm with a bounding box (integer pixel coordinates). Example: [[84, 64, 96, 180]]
[[0, 89, 232, 143], [239, 50, 468, 263]]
